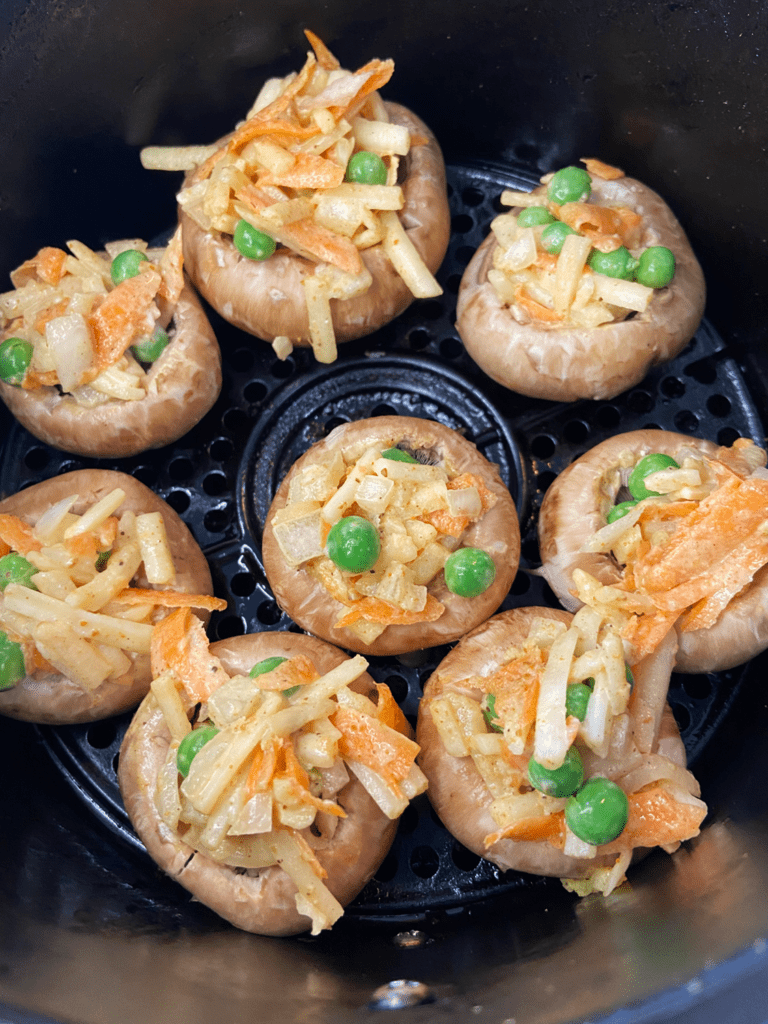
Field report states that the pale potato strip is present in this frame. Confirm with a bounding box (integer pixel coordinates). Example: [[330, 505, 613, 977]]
[[380, 210, 442, 298], [499, 190, 547, 208], [140, 145, 219, 171], [151, 670, 192, 742], [319, 182, 404, 210], [591, 275, 653, 312], [344, 759, 409, 818], [554, 234, 592, 315], [303, 274, 338, 364], [268, 830, 344, 936], [136, 512, 176, 585], [351, 116, 410, 155], [65, 540, 142, 611], [32, 621, 113, 691], [533, 625, 579, 769], [4, 584, 153, 652], [64, 489, 126, 538]]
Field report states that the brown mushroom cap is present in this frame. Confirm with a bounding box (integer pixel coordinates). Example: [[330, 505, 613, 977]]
[[416, 607, 685, 879], [180, 102, 450, 347], [0, 470, 214, 724], [118, 631, 398, 936], [262, 416, 521, 656], [456, 175, 706, 402], [537, 429, 768, 673], [0, 274, 222, 459]]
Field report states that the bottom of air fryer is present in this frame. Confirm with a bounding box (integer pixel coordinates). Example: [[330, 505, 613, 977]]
[[1, 161, 767, 1024]]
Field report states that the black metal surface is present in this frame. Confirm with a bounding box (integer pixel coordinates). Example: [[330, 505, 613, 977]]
[[0, 161, 756, 925]]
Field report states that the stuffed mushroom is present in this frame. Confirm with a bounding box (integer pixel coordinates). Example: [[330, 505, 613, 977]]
[[144, 31, 450, 364], [118, 624, 426, 935], [0, 229, 222, 457], [538, 430, 768, 673], [0, 469, 223, 724], [262, 416, 521, 656], [456, 159, 706, 402], [417, 607, 706, 895]]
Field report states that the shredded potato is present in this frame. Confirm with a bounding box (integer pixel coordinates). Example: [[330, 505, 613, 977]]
[[149, 617, 425, 934], [143, 31, 442, 363], [273, 442, 497, 640], [0, 489, 225, 692]]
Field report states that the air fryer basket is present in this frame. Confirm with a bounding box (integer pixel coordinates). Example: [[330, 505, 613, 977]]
[[1, 5, 768, 1023]]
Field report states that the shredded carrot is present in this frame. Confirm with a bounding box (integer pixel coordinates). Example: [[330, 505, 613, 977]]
[[601, 785, 706, 854], [332, 704, 418, 791], [0, 514, 42, 555], [21, 369, 59, 390], [304, 29, 341, 71], [10, 246, 68, 288], [88, 265, 163, 373], [334, 592, 445, 629], [33, 299, 69, 336], [375, 682, 413, 738], [157, 225, 185, 306], [326, 58, 395, 121], [65, 531, 99, 561], [151, 607, 227, 701], [514, 284, 563, 323], [114, 588, 227, 612], [273, 738, 346, 819], [485, 648, 545, 749], [485, 810, 566, 848], [259, 151, 346, 190], [252, 654, 320, 691], [580, 157, 625, 180], [246, 739, 279, 798]]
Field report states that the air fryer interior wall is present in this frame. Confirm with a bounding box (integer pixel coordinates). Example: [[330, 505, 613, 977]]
[[1, 3, 768, 1023]]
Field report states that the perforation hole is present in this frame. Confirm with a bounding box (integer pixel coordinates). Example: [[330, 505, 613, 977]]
[[407, 328, 431, 350], [707, 394, 731, 417], [169, 458, 194, 480], [685, 358, 717, 385], [661, 376, 685, 398], [451, 842, 481, 872], [682, 675, 713, 700], [439, 337, 462, 359], [24, 447, 49, 470], [87, 720, 119, 750], [451, 213, 474, 233], [410, 845, 440, 879], [530, 435, 556, 459], [230, 572, 256, 597], [257, 600, 282, 625], [166, 490, 190, 514], [674, 410, 699, 433], [215, 616, 246, 639], [383, 674, 408, 702], [271, 358, 295, 379], [244, 381, 268, 404], [203, 471, 228, 496], [203, 508, 229, 532], [461, 186, 484, 207]]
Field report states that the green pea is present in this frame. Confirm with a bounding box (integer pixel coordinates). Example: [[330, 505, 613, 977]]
[[628, 453, 680, 500], [443, 547, 496, 598], [0, 553, 38, 591], [483, 692, 503, 733], [626, 664, 634, 686], [346, 151, 387, 186], [326, 515, 381, 573], [565, 777, 629, 845], [176, 724, 219, 777], [517, 207, 555, 228], [111, 249, 149, 285], [0, 631, 25, 691], [381, 447, 419, 463], [606, 500, 638, 524], [540, 222, 578, 255], [233, 219, 277, 261], [0, 337, 34, 387], [587, 246, 638, 280], [565, 683, 592, 722], [547, 166, 592, 205], [132, 326, 170, 364], [249, 656, 288, 678], [528, 746, 584, 798], [636, 246, 676, 288]]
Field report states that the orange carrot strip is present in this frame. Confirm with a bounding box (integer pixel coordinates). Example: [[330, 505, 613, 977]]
[[514, 284, 563, 323], [150, 607, 227, 701], [157, 225, 185, 306], [557, 202, 627, 241], [114, 588, 227, 612], [580, 158, 625, 180], [33, 299, 69, 335], [21, 369, 59, 390], [601, 785, 706, 854], [273, 739, 346, 819], [327, 58, 395, 120], [332, 705, 419, 790], [375, 682, 413, 738], [88, 265, 162, 373], [0, 514, 42, 555], [259, 151, 346, 190], [334, 593, 445, 629], [448, 472, 498, 513], [10, 247, 68, 288], [485, 811, 566, 848], [65, 531, 99, 561], [621, 609, 680, 662], [246, 739, 279, 798], [304, 29, 341, 70], [251, 654, 320, 691]]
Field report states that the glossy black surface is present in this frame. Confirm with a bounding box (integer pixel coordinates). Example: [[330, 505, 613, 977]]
[[1, 3, 768, 1022]]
